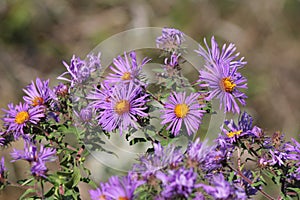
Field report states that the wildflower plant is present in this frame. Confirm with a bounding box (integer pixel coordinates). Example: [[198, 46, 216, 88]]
[[0, 27, 299, 200]]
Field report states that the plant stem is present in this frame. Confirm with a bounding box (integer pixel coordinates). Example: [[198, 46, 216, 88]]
[[228, 164, 275, 200]]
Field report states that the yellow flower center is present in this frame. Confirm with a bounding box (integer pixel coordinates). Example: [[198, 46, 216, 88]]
[[99, 195, 106, 200], [114, 100, 130, 115], [118, 197, 129, 200], [15, 111, 30, 124], [226, 130, 242, 138], [32, 97, 44, 106], [221, 77, 236, 93], [121, 72, 131, 80], [174, 103, 189, 118]]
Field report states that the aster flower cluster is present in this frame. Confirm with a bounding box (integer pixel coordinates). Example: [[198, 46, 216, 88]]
[[0, 27, 299, 200], [90, 112, 300, 200]]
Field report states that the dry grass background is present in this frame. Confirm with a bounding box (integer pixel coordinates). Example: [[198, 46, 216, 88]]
[[0, 0, 299, 199]]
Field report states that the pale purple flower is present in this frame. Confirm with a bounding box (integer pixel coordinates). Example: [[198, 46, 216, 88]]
[[161, 92, 205, 136], [156, 28, 185, 52], [133, 142, 183, 177], [89, 183, 108, 200], [87, 83, 113, 109], [199, 174, 233, 199], [105, 51, 150, 85], [0, 157, 6, 183], [198, 59, 247, 113], [269, 149, 287, 166], [58, 53, 101, 87], [2, 103, 44, 139], [23, 78, 55, 107], [11, 141, 56, 178], [195, 36, 246, 70], [156, 167, 198, 198], [285, 138, 300, 177], [187, 138, 212, 164], [103, 175, 145, 200], [96, 82, 148, 135]]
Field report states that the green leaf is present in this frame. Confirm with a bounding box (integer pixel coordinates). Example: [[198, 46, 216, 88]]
[[65, 166, 81, 189], [19, 188, 36, 200]]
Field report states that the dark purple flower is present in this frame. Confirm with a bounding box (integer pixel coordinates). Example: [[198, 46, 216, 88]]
[[2, 103, 44, 139], [58, 53, 101, 87], [156, 28, 185, 52], [221, 112, 253, 143], [23, 78, 55, 107], [239, 170, 260, 196], [195, 36, 246, 70], [156, 167, 198, 198], [161, 92, 205, 136], [96, 82, 148, 135], [285, 138, 300, 178], [105, 51, 150, 85]]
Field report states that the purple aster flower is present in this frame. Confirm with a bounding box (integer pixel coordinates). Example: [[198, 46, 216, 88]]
[[187, 138, 212, 165], [221, 112, 253, 143], [198, 59, 247, 113], [103, 175, 145, 200], [0, 157, 6, 183], [156, 167, 198, 199], [58, 53, 101, 87], [23, 78, 55, 107], [11, 141, 56, 178], [96, 82, 148, 135], [89, 183, 108, 200], [161, 92, 205, 136], [87, 83, 113, 109], [2, 103, 44, 139], [105, 51, 150, 85], [133, 142, 183, 178], [239, 170, 260, 196], [285, 138, 300, 178], [195, 36, 246, 70], [11, 141, 56, 163], [54, 82, 69, 97], [156, 28, 185, 52], [199, 173, 234, 200], [268, 149, 287, 166]]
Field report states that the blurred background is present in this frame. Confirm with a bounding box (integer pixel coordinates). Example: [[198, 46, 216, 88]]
[[0, 0, 299, 199]]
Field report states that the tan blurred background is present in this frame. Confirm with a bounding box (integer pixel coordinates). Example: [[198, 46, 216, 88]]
[[0, 0, 299, 199]]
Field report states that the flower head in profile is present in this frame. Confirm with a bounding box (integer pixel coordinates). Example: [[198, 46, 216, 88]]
[[0, 157, 6, 183], [195, 36, 246, 69], [156, 28, 185, 52], [11, 141, 57, 178], [58, 53, 101, 87], [199, 173, 246, 200], [133, 142, 183, 178], [105, 51, 150, 85], [285, 138, 300, 177], [199, 61, 247, 113], [2, 103, 44, 139], [161, 92, 205, 136], [90, 175, 144, 200], [23, 78, 55, 107], [156, 167, 198, 199], [96, 82, 148, 135]]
